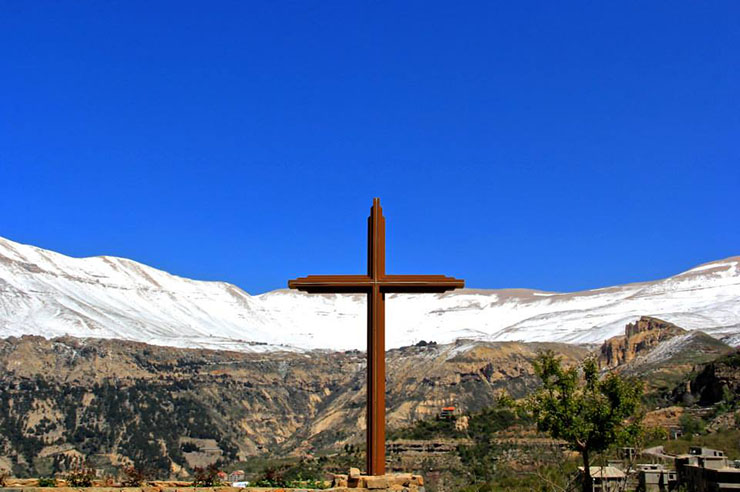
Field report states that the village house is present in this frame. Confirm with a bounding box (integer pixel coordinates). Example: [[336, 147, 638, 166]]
[[577, 466, 626, 492], [668, 427, 683, 440], [439, 406, 456, 420], [228, 470, 245, 482], [690, 447, 727, 458], [675, 446, 740, 492], [637, 463, 677, 492], [675, 445, 727, 484], [620, 447, 637, 461]]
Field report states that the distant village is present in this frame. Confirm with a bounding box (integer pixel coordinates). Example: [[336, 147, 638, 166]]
[[574, 445, 740, 492]]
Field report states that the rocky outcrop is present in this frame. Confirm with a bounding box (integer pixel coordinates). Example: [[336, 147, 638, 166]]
[[597, 318, 733, 391], [598, 317, 687, 369], [684, 350, 740, 405]]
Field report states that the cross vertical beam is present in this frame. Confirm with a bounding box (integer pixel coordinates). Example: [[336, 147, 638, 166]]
[[368, 197, 385, 278], [367, 284, 385, 475], [366, 198, 385, 475]]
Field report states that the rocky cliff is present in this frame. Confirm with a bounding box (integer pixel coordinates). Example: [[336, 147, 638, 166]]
[[681, 350, 740, 405], [598, 316, 686, 368], [597, 316, 733, 391]]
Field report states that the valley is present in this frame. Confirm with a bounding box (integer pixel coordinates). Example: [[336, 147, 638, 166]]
[[1, 316, 736, 484]]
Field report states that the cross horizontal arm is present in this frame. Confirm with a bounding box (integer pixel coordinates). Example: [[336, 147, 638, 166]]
[[288, 274, 464, 293], [379, 275, 464, 293], [288, 275, 373, 293]]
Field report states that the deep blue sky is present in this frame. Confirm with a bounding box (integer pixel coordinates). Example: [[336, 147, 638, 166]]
[[1, 2, 738, 294]]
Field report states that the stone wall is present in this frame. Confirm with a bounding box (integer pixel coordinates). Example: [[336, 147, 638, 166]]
[[1, 485, 425, 492], [0, 472, 425, 492]]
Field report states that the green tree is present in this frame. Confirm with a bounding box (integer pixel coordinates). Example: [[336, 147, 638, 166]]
[[679, 413, 705, 437], [524, 351, 643, 492]]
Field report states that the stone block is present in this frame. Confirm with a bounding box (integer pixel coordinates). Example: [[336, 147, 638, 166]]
[[365, 476, 389, 489], [120, 487, 145, 492], [46, 487, 81, 492], [348, 467, 361, 479], [150, 481, 191, 488], [331, 474, 349, 488], [4, 479, 38, 487], [347, 478, 361, 488], [388, 474, 412, 487]]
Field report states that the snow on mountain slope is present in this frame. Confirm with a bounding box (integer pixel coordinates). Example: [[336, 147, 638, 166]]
[[1, 236, 739, 351]]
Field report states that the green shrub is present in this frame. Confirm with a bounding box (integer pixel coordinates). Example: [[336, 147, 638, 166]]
[[120, 466, 150, 487], [192, 464, 221, 487], [254, 460, 328, 489], [67, 466, 95, 487], [388, 415, 460, 440], [38, 477, 57, 487], [680, 413, 706, 437], [181, 442, 200, 453]]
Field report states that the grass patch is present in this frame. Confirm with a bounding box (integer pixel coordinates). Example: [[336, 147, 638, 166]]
[[662, 428, 740, 460]]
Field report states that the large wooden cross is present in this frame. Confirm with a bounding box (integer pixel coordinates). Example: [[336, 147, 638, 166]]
[[288, 198, 464, 475]]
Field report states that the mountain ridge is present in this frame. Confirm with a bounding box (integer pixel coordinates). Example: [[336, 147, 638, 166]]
[[1, 235, 739, 351]]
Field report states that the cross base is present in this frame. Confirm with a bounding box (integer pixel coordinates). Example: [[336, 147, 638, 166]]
[[330, 469, 425, 490]]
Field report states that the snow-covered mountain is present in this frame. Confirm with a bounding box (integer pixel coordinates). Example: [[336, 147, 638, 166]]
[[1, 236, 739, 351]]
